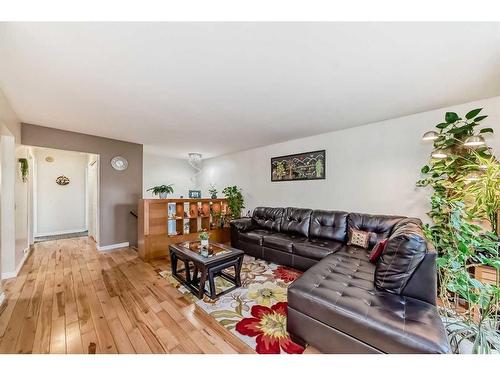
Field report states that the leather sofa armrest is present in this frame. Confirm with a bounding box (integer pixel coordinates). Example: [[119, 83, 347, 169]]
[[401, 251, 437, 305], [230, 218, 255, 232], [375, 218, 428, 294]]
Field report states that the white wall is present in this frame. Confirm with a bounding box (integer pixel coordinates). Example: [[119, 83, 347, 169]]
[[0, 131, 16, 277], [27, 148, 35, 245], [200, 96, 500, 222], [35, 148, 87, 236], [86, 153, 99, 242], [0, 87, 27, 280], [15, 145, 29, 263], [143, 151, 194, 198]]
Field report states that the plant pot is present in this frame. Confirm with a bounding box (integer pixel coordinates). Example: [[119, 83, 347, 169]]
[[200, 239, 209, 257], [474, 265, 499, 286], [211, 194, 217, 199], [159, 192, 168, 199]]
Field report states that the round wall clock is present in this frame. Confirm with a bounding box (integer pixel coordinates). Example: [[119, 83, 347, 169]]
[[111, 156, 128, 171]]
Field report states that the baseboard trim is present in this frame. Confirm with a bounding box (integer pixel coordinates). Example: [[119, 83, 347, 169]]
[[1, 247, 31, 280], [97, 242, 130, 251], [35, 228, 88, 237]]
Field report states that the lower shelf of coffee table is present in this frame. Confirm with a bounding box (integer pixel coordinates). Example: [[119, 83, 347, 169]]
[[170, 255, 243, 299]]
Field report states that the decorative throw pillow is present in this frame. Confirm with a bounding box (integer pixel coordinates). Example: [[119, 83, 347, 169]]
[[347, 228, 370, 249], [369, 239, 387, 263]]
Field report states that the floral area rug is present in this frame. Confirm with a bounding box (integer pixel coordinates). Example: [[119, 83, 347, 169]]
[[158, 255, 306, 354]]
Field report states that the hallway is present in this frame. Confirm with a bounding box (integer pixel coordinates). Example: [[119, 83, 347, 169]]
[[0, 238, 255, 354]]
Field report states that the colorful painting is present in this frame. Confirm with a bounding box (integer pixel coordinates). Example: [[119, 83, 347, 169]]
[[271, 150, 325, 181]]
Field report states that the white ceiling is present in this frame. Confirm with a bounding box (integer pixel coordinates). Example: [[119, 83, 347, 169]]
[[1, 22, 500, 159]]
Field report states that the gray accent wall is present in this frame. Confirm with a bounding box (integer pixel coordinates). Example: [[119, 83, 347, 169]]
[[21, 123, 143, 248]]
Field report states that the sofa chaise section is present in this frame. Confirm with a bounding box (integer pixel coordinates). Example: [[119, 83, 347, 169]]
[[230, 206, 450, 354]]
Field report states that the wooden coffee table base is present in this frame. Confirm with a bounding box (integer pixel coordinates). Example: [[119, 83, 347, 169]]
[[170, 251, 243, 300]]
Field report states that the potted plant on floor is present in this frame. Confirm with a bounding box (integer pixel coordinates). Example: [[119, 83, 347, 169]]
[[417, 108, 500, 353], [222, 185, 245, 220], [147, 184, 174, 199]]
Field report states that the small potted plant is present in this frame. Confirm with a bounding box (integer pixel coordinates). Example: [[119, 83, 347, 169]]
[[208, 184, 218, 199], [146, 184, 174, 199], [199, 230, 210, 257]]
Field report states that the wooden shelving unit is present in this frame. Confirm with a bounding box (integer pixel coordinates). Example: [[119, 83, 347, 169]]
[[138, 198, 231, 261]]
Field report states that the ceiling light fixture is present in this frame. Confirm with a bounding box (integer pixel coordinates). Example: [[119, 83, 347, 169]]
[[188, 153, 203, 187], [188, 152, 202, 164]]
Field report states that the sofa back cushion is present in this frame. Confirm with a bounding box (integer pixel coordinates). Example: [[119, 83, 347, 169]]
[[309, 210, 348, 242], [252, 207, 284, 232], [281, 207, 312, 237], [347, 213, 405, 248], [375, 218, 428, 294]]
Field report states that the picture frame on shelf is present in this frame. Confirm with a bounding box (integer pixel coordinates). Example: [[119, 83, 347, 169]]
[[189, 190, 202, 198]]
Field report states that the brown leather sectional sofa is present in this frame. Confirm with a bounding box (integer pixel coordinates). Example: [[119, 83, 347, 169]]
[[230, 207, 451, 354]]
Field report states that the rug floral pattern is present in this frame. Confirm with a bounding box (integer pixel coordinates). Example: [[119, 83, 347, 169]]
[[158, 255, 305, 354]]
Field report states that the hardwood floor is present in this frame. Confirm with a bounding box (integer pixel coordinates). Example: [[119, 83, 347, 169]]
[[0, 237, 318, 354]]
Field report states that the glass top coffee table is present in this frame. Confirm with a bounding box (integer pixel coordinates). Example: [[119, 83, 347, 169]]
[[169, 241, 244, 299]]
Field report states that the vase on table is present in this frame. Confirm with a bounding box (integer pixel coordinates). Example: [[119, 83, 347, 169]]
[[200, 239, 209, 257]]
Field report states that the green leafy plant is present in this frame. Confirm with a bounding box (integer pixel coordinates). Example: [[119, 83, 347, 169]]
[[199, 230, 210, 240], [146, 184, 174, 198], [417, 108, 500, 353], [208, 184, 218, 199], [222, 185, 245, 219], [210, 207, 222, 229], [18, 158, 29, 183]]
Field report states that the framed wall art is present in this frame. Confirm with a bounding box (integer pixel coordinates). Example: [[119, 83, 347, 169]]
[[271, 150, 325, 182]]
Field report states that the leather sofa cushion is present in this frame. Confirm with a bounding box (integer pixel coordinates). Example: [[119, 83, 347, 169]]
[[288, 250, 450, 354], [347, 213, 404, 248], [375, 218, 428, 294], [293, 238, 343, 260], [262, 233, 301, 253], [281, 207, 312, 237], [309, 210, 348, 242], [252, 207, 284, 232], [230, 217, 255, 232], [239, 229, 274, 245]]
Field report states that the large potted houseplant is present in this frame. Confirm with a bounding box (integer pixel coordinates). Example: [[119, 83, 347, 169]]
[[147, 184, 174, 199], [222, 185, 245, 220], [418, 108, 500, 353]]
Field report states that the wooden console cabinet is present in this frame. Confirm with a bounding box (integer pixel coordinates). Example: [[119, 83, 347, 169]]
[[138, 198, 231, 261]]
